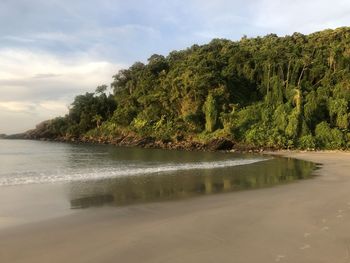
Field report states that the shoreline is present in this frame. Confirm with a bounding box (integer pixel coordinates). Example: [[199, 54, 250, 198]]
[[0, 136, 281, 153], [1, 151, 350, 263], [3, 135, 349, 155]]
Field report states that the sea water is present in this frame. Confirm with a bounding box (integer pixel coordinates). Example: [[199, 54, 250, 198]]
[[0, 139, 316, 209]]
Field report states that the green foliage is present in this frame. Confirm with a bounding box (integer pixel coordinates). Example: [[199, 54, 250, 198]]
[[285, 109, 300, 139], [230, 103, 263, 138], [49, 117, 69, 137], [92, 114, 103, 128], [132, 117, 148, 130], [244, 124, 269, 147], [315, 122, 344, 149], [31, 87, 116, 138], [273, 104, 290, 132], [328, 98, 349, 129], [244, 124, 287, 148], [203, 94, 218, 132], [86, 121, 123, 138], [298, 135, 316, 150], [183, 113, 204, 132], [112, 106, 137, 126], [31, 27, 350, 149]]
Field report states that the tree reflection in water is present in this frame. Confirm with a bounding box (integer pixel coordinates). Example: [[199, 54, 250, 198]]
[[69, 157, 316, 209]]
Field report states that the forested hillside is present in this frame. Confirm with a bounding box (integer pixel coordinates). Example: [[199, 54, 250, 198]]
[[25, 27, 350, 150]]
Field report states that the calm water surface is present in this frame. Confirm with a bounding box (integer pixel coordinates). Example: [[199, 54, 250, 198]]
[[0, 139, 316, 210]]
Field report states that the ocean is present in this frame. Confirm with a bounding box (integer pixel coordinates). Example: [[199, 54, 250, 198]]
[[0, 139, 315, 210]]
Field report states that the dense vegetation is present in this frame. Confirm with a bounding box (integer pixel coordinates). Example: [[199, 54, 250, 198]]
[[29, 27, 350, 150]]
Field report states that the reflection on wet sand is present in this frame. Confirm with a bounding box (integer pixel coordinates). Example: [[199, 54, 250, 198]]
[[69, 157, 316, 209]]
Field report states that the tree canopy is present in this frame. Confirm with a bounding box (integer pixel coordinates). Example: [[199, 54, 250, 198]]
[[29, 27, 350, 150]]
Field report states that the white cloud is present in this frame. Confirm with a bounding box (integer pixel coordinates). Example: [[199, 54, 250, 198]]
[[253, 0, 350, 35], [0, 101, 36, 113], [39, 101, 69, 112], [0, 49, 119, 81], [0, 48, 124, 134]]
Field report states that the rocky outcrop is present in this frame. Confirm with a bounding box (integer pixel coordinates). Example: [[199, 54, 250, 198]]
[[5, 126, 263, 153]]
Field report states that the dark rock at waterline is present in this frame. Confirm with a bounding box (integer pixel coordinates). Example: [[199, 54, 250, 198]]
[[135, 137, 156, 147], [206, 139, 234, 151]]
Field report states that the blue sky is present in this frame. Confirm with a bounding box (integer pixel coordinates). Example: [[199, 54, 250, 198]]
[[1, 0, 350, 133]]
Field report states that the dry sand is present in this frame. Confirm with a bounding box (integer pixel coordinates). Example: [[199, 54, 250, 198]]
[[1, 151, 350, 263]]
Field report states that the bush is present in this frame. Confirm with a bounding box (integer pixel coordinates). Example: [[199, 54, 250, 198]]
[[132, 117, 148, 130], [298, 135, 316, 150], [266, 129, 288, 148], [244, 124, 268, 147], [315, 122, 344, 149]]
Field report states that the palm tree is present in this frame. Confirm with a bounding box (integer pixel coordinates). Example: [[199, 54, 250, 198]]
[[92, 115, 102, 128]]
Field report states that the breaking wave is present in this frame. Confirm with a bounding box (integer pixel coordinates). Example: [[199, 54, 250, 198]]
[[0, 158, 269, 186]]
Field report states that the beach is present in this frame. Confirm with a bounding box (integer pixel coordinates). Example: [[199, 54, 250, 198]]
[[1, 151, 350, 263]]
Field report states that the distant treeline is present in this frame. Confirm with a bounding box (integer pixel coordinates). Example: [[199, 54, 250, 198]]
[[29, 27, 350, 150]]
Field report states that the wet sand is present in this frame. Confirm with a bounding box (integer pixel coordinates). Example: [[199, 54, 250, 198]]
[[0, 184, 74, 229], [1, 151, 350, 263]]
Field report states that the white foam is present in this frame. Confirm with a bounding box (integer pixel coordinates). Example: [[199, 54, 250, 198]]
[[0, 158, 269, 187]]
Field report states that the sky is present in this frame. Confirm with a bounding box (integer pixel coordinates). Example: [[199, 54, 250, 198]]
[[1, 0, 350, 134]]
